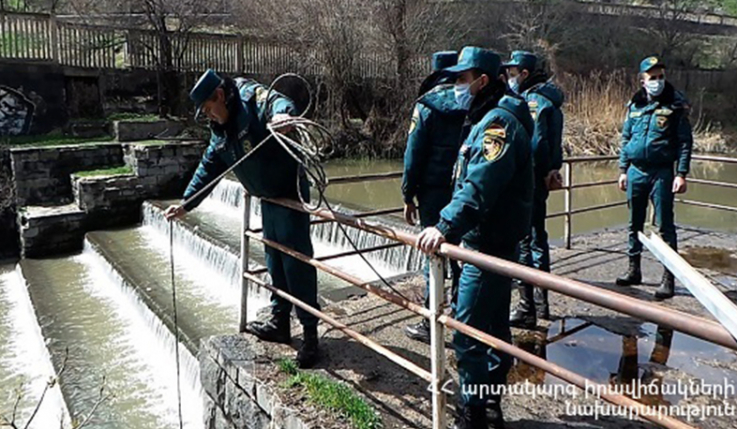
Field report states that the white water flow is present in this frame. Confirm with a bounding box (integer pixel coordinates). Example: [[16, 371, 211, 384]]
[[0, 265, 69, 429], [201, 179, 413, 279]]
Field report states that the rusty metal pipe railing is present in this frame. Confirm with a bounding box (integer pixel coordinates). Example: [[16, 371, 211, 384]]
[[688, 178, 737, 190], [243, 271, 433, 383], [328, 171, 403, 184], [246, 222, 696, 429], [247, 242, 404, 276], [676, 199, 737, 213], [264, 197, 737, 352]]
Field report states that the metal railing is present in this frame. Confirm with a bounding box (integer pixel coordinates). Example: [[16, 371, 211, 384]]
[[235, 155, 737, 429]]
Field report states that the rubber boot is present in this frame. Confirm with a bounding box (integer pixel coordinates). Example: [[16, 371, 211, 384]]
[[510, 282, 536, 329], [616, 255, 642, 286], [654, 269, 675, 300], [453, 403, 488, 429], [404, 319, 431, 344], [296, 325, 319, 369], [485, 395, 505, 429], [246, 315, 291, 344], [534, 287, 550, 320]]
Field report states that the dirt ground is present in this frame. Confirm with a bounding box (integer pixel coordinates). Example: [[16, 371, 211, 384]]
[[248, 226, 737, 429]]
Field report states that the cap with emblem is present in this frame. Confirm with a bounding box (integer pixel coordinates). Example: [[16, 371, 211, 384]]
[[502, 50, 538, 72], [432, 51, 458, 72], [639, 56, 666, 74], [444, 46, 501, 78], [190, 69, 223, 118]]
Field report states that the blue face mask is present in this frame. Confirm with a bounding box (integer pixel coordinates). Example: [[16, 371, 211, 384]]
[[454, 83, 474, 111], [645, 79, 665, 97]]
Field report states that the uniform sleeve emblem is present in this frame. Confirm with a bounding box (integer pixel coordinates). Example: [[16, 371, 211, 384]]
[[408, 106, 420, 135], [482, 124, 506, 162], [656, 116, 668, 128], [255, 86, 268, 104]]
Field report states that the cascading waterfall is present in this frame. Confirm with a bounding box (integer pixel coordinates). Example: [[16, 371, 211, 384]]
[[0, 267, 69, 429], [81, 242, 204, 428], [141, 202, 272, 311], [206, 179, 423, 274]]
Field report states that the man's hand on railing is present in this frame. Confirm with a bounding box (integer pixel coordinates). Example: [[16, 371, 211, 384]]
[[164, 204, 187, 221], [618, 174, 628, 192], [403, 202, 418, 226], [418, 227, 446, 254], [546, 170, 564, 191]]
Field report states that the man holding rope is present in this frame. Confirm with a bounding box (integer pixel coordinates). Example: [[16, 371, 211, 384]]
[[164, 69, 320, 369]]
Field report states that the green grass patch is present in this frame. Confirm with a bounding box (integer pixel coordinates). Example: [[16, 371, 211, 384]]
[[1, 132, 114, 148], [73, 165, 133, 178], [108, 113, 162, 122], [277, 358, 382, 429]]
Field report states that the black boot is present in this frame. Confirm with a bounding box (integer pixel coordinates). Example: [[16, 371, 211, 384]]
[[404, 319, 431, 344], [654, 269, 675, 300], [246, 315, 291, 344], [296, 325, 319, 369], [510, 283, 536, 329], [485, 395, 505, 429], [453, 403, 488, 429], [616, 255, 642, 286], [534, 287, 549, 320]]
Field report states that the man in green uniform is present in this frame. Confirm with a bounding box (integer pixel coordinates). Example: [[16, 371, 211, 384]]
[[402, 51, 466, 343], [504, 51, 565, 328], [164, 70, 320, 367], [418, 46, 534, 429], [616, 56, 693, 300]]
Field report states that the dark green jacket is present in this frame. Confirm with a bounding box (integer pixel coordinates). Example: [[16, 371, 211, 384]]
[[619, 82, 693, 176], [182, 79, 299, 211], [401, 85, 467, 203], [436, 92, 534, 251], [522, 79, 564, 176]]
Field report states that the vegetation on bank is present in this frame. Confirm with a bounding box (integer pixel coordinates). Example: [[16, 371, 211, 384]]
[[0, 132, 114, 148], [107, 113, 162, 122], [73, 165, 134, 178], [277, 358, 382, 429]]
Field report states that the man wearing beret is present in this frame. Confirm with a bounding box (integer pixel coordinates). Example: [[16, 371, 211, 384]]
[[402, 51, 465, 344], [164, 70, 321, 368], [418, 46, 534, 429], [616, 56, 693, 300]]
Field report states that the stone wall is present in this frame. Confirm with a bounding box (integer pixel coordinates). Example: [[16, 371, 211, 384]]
[[10, 143, 124, 206], [123, 140, 206, 196], [200, 335, 311, 429], [115, 120, 185, 142], [17, 204, 86, 258]]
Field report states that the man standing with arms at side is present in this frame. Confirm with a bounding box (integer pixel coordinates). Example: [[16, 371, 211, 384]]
[[616, 56, 692, 300], [402, 51, 466, 344], [504, 51, 565, 328], [418, 47, 534, 429]]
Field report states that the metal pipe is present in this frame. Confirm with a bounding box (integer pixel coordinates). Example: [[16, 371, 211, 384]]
[[247, 242, 404, 276], [676, 199, 737, 213], [239, 193, 251, 333], [571, 179, 619, 189], [569, 200, 627, 215], [247, 226, 695, 429], [428, 256, 447, 429], [264, 197, 737, 351], [686, 178, 737, 190], [564, 163, 573, 249], [243, 272, 433, 383], [329, 171, 403, 184], [692, 154, 737, 164], [439, 315, 696, 429]]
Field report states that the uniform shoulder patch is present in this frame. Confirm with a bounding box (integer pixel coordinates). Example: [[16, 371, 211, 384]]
[[408, 106, 420, 135], [482, 124, 506, 162]]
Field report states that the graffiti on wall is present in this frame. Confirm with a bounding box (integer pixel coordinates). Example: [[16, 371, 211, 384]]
[[0, 86, 36, 136]]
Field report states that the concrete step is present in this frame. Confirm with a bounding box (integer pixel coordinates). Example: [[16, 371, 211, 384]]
[[17, 204, 86, 258]]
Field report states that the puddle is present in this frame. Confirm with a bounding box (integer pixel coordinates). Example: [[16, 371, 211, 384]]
[[509, 318, 737, 406], [681, 246, 737, 274]]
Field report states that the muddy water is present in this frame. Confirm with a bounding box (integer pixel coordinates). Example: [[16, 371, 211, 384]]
[[510, 318, 737, 406], [323, 158, 737, 239]]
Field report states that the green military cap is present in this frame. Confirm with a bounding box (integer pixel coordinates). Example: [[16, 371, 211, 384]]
[[502, 50, 538, 72], [432, 51, 458, 72], [639, 56, 666, 74], [444, 46, 501, 77], [190, 69, 223, 118]]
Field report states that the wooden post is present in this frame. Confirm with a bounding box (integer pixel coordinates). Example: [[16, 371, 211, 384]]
[[564, 162, 573, 249], [239, 192, 252, 332], [236, 36, 244, 73], [428, 256, 447, 429]]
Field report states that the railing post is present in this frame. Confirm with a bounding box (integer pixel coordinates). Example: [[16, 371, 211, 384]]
[[564, 162, 573, 250], [239, 191, 252, 333], [236, 35, 245, 73], [429, 255, 447, 429], [49, 14, 58, 64]]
